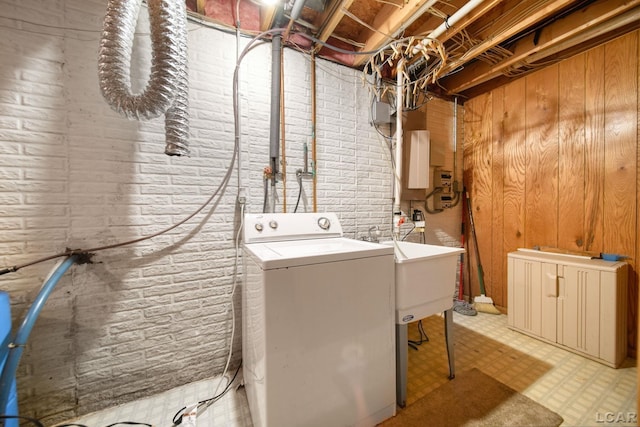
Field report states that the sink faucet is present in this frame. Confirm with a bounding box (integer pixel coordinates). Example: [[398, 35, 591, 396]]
[[368, 225, 381, 243]]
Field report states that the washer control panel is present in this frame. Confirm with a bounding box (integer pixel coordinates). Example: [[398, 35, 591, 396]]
[[244, 212, 342, 243]]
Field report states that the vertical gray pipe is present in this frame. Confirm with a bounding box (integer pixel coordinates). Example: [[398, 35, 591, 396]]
[[269, 34, 282, 179]]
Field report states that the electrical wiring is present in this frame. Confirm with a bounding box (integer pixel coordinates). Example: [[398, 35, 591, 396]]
[[293, 172, 303, 213], [33, 421, 153, 427], [407, 319, 429, 350], [203, 202, 244, 409], [0, 29, 282, 277], [401, 223, 416, 241], [170, 28, 280, 424], [286, 40, 365, 87], [171, 361, 242, 426], [372, 0, 404, 9], [295, 32, 392, 56], [341, 8, 395, 40]]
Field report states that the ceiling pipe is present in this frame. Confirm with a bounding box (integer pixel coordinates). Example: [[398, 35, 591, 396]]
[[269, 0, 306, 212], [412, 0, 485, 54], [269, 34, 282, 181], [284, 0, 307, 39]]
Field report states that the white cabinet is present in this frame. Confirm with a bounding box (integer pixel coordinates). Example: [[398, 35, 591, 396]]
[[508, 249, 628, 367]]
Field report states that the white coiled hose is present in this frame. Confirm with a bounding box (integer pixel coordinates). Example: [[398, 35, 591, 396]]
[[98, 0, 190, 156]]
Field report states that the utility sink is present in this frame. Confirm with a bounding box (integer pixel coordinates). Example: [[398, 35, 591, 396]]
[[382, 240, 465, 408], [381, 241, 464, 324]]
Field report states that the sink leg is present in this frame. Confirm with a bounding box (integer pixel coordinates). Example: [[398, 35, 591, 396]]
[[395, 323, 407, 408], [444, 309, 455, 379]]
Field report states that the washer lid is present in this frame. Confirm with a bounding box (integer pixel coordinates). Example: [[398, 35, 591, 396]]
[[244, 237, 394, 270]]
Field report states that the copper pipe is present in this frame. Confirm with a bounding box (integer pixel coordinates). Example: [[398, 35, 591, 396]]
[[311, 52, 317, 213]]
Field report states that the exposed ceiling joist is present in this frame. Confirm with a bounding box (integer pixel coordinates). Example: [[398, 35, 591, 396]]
[[316, 0, 357, 42], [437, 0, 577, 78], [191, 0, 640, 100], [441, 0, 640, 95]]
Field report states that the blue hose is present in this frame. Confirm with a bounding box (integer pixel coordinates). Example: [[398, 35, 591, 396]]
[[0, 256, 77, 416]]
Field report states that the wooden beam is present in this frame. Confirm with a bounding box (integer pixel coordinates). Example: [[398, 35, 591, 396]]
[[197, 0, 207, 14], [437, 0, 576, 77], [352, 0, 439, 67], [261, 5, 278, 31], [441, 0, 640, 95], [316, 0, 356, 43]]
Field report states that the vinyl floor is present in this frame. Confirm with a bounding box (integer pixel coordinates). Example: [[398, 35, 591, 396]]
[[61, 312, 637, 427]]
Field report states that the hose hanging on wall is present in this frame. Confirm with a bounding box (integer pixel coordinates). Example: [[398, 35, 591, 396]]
[[0, 256, 78, 414], [98, 0, 190, 156]]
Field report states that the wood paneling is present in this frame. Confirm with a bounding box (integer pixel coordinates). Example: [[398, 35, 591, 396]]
[[603, 33, 638, 356], [558, 54, 586, 252], [584, 46, 606, 252], [464, 30, 639, 356], [524, 65, 559, 249], [502, 78, 527, 260], [492, 87, 506, 307], [465, 93, 493, 301]]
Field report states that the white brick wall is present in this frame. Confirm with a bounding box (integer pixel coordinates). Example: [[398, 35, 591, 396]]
[[0, 0, 459, 422]]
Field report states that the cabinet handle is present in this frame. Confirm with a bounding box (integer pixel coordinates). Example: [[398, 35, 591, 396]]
[[545, 273, 558, 297]]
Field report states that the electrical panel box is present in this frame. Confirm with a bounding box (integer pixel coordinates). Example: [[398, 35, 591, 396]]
[[407, 130, 430, 189], [434, 169, 452, 210], [434, 169, 452, 189], [372, 101, 391, 124]]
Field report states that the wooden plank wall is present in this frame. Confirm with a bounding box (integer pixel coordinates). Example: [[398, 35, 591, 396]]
[[463, 30, 639, 356]]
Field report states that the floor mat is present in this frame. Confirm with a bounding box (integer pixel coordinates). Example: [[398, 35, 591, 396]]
[[380, 367, 563, 427]]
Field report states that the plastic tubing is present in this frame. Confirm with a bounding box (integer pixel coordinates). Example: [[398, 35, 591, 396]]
[[0, 256, 77, 412]]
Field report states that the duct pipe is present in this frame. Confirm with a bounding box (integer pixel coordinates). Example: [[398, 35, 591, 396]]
[[98, 0, 190, 156], [393, 60, 405, 237]]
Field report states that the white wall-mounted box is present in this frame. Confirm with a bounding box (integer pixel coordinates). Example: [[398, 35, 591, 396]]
[[407, 130, 430, 189]]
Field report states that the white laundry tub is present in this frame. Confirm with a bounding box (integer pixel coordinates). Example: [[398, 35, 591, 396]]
[[382, 241, 464, 324]]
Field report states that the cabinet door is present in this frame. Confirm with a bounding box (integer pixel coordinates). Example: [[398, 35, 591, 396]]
[[509, 258, 542, 336], [559, 265, 600, 358], [540, 263, 558, 342]]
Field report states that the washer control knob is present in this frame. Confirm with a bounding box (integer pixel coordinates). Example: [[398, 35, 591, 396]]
[[317, 217, 331, 230], [269, 220, 278, 229], [255, 223, 264, 232]]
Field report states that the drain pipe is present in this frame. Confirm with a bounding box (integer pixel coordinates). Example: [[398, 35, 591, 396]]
[[268, 0, 306, 212], [0, 256, 77, 412], [269, 34, 282, 212], [392, 60, 405, 238]]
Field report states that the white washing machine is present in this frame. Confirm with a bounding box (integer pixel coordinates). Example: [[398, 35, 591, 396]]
[[242, 212, 396, 427]]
